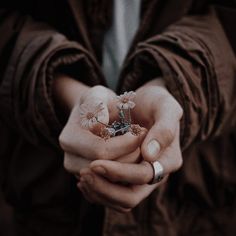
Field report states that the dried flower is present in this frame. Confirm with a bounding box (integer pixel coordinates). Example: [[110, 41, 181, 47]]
[[79, 91, 140, 140], [80, 102, 104, 129], [129, 124, 142, 136], [99, 128, 110, 140], [106, 127, 116, 137], [116, 91, 136, 110], [99, 127, 116, 140]]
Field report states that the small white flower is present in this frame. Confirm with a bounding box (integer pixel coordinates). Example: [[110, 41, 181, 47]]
[[79, 102, 104, 129], [116, 91, 136, 110]]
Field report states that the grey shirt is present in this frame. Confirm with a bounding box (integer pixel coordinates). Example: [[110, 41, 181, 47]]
[[102, 0, 141, 90]]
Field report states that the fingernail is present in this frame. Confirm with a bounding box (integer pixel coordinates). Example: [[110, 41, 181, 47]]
[[147, 140, 160, 157], [92, 166, 106, 175]]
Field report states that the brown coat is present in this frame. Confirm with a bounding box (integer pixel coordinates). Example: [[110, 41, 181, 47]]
[[0, 0, 236, 235]]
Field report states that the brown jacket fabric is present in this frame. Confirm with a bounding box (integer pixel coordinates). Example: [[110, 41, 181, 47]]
[[0, 0, 236, 235]]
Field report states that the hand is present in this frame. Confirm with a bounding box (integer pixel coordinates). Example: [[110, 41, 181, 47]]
[[58, 83, 147, 175], [78, 78, 183, 211], [78, 124, 180, 212], [133, 79, 183, 166]]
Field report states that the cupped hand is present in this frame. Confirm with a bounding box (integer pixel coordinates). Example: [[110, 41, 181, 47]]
[[78, 78, 183, 212]]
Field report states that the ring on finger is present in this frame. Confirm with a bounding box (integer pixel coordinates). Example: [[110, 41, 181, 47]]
[[149, 161, 164, 184]]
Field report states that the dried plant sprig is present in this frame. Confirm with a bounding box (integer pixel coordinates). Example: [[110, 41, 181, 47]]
[[99, 128, 111, 140], [99, 127, 116, 140], [129, 124, 142, 136], [79, 91, 140, 140]]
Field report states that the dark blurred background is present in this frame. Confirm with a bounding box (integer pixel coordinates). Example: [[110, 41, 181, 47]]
[[0, 189, 15, 236]]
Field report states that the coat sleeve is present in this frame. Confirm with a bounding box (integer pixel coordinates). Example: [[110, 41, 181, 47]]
[[0, 9, 102, 147], [121, 6, 236, 150]]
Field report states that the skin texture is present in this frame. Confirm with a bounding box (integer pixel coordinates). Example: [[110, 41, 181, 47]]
[[56, 75, 183, 213]]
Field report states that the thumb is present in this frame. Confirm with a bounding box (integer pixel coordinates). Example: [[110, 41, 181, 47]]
[[141, 119, 178, 162], [141, 92, 183, 162]]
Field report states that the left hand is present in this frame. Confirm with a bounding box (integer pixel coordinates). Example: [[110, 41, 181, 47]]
[[78, 79, 183, 212], [60, 85, 146, 176]]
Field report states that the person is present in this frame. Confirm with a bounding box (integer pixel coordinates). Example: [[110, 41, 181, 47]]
[[0, 0, 236, 235]]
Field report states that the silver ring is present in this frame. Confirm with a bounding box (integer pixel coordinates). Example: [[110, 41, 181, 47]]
[[150, 161, 164, 184]]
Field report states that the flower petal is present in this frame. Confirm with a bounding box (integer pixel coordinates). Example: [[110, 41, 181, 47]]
[[122, 103, 129, 110], [117, 103, 123, 109], [81, 118, 89, 129], [80, 103, 89, 113], [128, 101, 135, 109], [127, 91, 136, 100]]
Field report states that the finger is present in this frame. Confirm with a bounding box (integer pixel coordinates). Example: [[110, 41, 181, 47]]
[[90, 158, 171, 185], [64, 153, 91, 175], [90, 127, 182, 184], [141, 97, 182, 162], [79, 171, 157, 209], [79, 147, 141, 182], [154, 125, 183, 174], [90, 160, 153, 185], [60, 125, 147, 161], [115, 147, 141, 163], [76, 148, 141, 177]]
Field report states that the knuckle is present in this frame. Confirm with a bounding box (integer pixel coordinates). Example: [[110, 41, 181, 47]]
[[169, 95, 183, 120], [177, 105, 183, 119], [176, 157, 183, 170], [58, 132, 67, 150], [58, 129, 70, 151], [173, 155, 183, 171], [63, 156, 72, 173], [158, 126, 175, 147], [164, 129, 175, 145], [141, 162, 153, 184], [174, 100, 183, 119]]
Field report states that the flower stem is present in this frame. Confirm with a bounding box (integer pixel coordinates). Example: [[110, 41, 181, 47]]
[[96, 117, 110, 127], [128, 107, 131, 124]]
